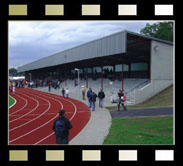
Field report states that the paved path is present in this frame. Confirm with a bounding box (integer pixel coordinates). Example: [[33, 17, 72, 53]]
[[110, 106, 173, 119]]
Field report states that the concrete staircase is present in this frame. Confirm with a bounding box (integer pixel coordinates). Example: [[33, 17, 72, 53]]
[[59, 78, 149, 105]]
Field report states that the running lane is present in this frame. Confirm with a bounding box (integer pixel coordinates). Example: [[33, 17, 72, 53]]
[[9, 88, 91, 145], [9, 93, 28, 115]]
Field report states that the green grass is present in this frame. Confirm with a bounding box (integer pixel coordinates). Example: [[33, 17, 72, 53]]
[[106, 85, 173, 111], [9, 96, 15, 107], [104, 85, 174, 145], [103, 116, 173, 145]]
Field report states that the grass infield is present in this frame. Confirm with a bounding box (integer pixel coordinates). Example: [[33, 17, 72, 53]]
[[9, 96, 15, 107]]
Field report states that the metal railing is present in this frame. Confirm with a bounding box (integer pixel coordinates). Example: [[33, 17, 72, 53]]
[[125, 79, 150, 104], [125, 79, 150, 95]]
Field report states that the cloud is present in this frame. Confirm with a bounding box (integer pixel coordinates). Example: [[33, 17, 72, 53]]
[[9, 21, 157, 68]]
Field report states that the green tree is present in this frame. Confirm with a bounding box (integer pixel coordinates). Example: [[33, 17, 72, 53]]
[[9, 68, 17, 76], [140, 22, 173, 42]]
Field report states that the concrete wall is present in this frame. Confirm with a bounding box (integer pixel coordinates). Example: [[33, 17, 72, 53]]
[[134, 40, 174, 104], [151, 40, 173, 80]]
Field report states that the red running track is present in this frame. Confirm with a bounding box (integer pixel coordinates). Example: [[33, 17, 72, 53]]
[[9, 88, 91, 145]]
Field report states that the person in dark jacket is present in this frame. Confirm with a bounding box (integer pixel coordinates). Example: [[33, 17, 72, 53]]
[[117, 90, 127, 111], [48, 82, 51, 92], [62, 88, 65, 98], [120, 92, 127, 111], [87, 88, 92, 108], [98, 88, 105, 108], [117, 89, 123, 111], [90, 91, 97, 111], [52, 110, 72, 144]]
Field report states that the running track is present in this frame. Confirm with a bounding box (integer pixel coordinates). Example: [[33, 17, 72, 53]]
[[9, 88, 91, 145]]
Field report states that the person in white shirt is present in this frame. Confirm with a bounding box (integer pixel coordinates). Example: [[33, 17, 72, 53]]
[[12, 86, 15, 93], [65, 88, 69, 98]]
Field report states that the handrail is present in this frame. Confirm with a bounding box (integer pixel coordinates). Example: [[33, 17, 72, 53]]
[[126, 79, 150, 95]]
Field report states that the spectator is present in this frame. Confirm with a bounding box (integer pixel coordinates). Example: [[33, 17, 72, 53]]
[[117, 90, 127, 111], [30, 81, 33, 88], [62, 88, 65, 98], [65, 88, 69, 98], [90, 91, 97, 111], [52, 110, 72, 144], [120, 92, 127, 111], [48, 82, 51, 92], [117, 89, 123, 111], [87, 88, 92, 108], [57, 81, 60, 89], [12, 86, 15, 93], [81, 85, 86, 100], [98, 88, 105, 108]]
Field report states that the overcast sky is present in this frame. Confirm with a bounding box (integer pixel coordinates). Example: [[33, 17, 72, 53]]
[[9, 21, 158, 68]]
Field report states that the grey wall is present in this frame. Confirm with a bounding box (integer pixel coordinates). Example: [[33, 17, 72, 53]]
[[17, 31, 127, 72], [134, 40, 174, 104], [151, 40, 173, 80]]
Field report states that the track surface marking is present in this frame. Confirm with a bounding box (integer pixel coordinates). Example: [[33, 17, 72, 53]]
[[9, 88, 91, 145]]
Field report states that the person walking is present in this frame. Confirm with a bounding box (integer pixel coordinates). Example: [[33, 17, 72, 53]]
[[117, 89, 123, 111], [62, 88, 65, 98], [48, 82, 51, 92], [117, 90, 127, 111], [120, 92, 127, 111], [90, 91, 97, 111], [52, 110, 72, 144], [81, 85, 86, 100], [12, 85, 15, 93], [65, 88, 69, 98], [87, 88, 92, 108], [98, 88, 105, 108], [30, 81, 33, 88]]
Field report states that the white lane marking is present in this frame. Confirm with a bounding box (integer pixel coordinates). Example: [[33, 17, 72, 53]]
[[9, 90, 63, 144], [9, 91, 40, 123], [9, 94, 27, 115], [9, 95, 17, 109], [9, 91, 50, 132], [34, 97, 77, 145], [9, 112, 58, 117], [9, 111, 86, 117]]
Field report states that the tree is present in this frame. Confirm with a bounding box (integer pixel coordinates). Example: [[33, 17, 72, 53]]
[[140, 22, 173, 42], [9, 68, 17, 76]]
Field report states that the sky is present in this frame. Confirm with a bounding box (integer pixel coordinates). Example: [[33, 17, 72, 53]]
[[9, 21, 158, 68]]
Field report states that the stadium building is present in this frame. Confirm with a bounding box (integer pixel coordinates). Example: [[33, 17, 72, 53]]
[[17, 30, 174, 104]]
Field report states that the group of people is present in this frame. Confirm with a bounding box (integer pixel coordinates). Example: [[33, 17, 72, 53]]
[[61, 88, 70, 98], [86, 88, 105, 111], [58, 85, 127, 112], [85, 87, 127, 112], [9, 80, 26, 93]]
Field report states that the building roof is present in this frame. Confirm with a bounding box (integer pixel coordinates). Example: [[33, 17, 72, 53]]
[[17, 30, 173, 73]]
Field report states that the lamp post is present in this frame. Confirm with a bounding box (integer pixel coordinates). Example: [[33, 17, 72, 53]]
[[28, 73, 32, 88], [75, 68, 80, 97], [29, 73, 32, 82]]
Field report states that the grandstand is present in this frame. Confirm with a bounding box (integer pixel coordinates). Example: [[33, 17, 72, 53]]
[[17, 30, 173, 104], [55, 78, 149, 104]]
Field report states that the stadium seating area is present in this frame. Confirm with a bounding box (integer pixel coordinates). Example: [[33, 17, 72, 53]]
[[59, 78, 150, 104]]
